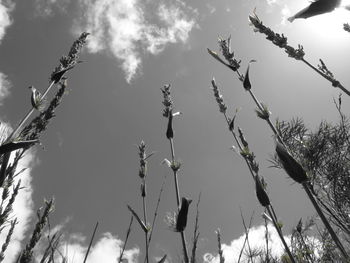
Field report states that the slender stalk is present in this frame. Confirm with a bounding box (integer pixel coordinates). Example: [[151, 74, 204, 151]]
[[161, 84, 189, 263], [190, 193, 201, 263], [119, 216, 133, 263], [247, 90, 282, 143], [83, 221, 99, 263], [148, 174, 167, 244], [266, 206, 296, 263], [223, 113, 255, 179], [142, 181, 149, 263], [301, 59, 350, 97], [169, 138, 189, 263], [263, 212, 269, 263], [239, 209, 255, 263]]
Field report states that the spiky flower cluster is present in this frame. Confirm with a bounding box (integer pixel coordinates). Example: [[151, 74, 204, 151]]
[[344, 23, 350, 33], [50, 32, 89, 83], [0, 218, 17, 261], [161, 84, 173, 118], [19, 198, 54, 263], [211, 78, 227, 114], [249, 13, 305, 60], [218, 37, 241, 71]]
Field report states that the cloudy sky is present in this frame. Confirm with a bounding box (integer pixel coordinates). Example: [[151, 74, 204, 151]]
[[0, 0, 349, 262]]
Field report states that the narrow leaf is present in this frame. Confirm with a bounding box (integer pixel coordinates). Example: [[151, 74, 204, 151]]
[[158, 255, 167, 263], [127, 205, 148, 233], [207, 48, 230, 68], [0, 139, 39, 156]]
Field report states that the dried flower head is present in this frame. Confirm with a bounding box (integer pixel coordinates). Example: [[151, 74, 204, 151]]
[[211, 78, 227, 114], [161, 84, 173, 118], [138, 140, 147, 179], [218, 36, 241, 71], [343, 23, 350, 32], [249, 13, 305, 60], [51, 32, 89, 83]]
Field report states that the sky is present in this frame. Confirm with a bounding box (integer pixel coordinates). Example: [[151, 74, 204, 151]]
[[0, 0, 349, 262]]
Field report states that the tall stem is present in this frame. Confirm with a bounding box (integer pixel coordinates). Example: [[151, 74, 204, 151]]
[[118, 216, 133, 263], [302, 182, 349, 260], [142, 191, 149, 263], [301, 59, 350, 97], [169, 138, 189, 263], [83, 222, 99, 263], [266, 206, 296, 263]]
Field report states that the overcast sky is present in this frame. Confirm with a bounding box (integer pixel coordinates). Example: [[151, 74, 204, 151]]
[[0, 0, 349, 262]]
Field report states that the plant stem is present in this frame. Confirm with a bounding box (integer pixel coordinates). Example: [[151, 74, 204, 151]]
[[223, 113, 255, 180], [301, 59, 350, 97], [83, 221, 99, 263], [148, 174, 166, 245], [302, 182, 349, 260], [169, 138, 189, 263], [142, 182, 149, 263], [266, 206, 296, 263], [118, 216, 133, 263]]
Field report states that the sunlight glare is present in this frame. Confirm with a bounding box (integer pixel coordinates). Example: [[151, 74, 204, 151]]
[[301, 8, 350, 40]]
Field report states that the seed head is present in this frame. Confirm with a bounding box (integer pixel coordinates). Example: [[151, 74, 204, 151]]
[[161, 84, 173, 118], [211, 78, 227, 114]]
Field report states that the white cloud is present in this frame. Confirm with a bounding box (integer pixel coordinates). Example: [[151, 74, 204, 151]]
[[35, 230, 140, 262], [0, 0, 14, 44], [203, 224, 289, 263], [0, 72, 11, 105], [34, 0, 70, 17], [74, 0, 197, 83]]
